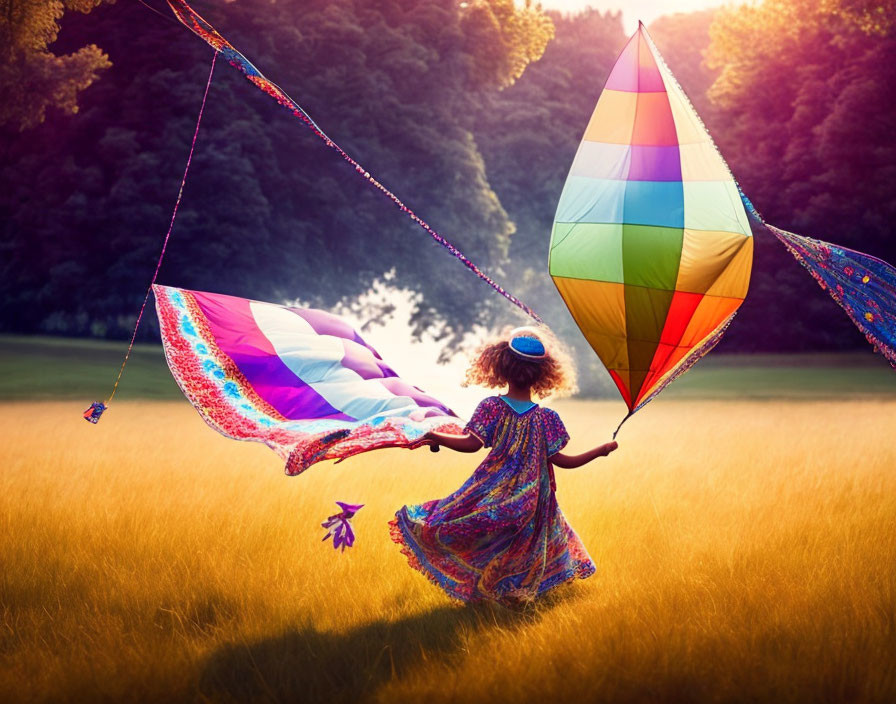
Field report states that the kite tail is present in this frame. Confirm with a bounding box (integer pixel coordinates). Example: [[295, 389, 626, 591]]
[[82, 51, 218, 423], [646, 28, 895, 368], [164, 0, 541, 324], [740, 191, 896, 369]]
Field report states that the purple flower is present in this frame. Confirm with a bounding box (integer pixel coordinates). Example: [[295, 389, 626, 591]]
[[322, 502, 364, 551]]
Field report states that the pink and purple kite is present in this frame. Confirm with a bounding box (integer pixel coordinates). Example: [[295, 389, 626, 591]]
[[154, 284, 463, 474]]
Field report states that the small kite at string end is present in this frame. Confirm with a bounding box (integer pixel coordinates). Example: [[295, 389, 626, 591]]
[[322, 502, 364, 551], [83, 401, 107, 424]]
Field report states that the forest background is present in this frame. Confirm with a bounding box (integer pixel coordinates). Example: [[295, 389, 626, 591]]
[[2, 0, 894, 394]]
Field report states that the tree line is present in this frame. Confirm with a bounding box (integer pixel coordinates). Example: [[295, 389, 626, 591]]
[[2, 0, 894, 392]]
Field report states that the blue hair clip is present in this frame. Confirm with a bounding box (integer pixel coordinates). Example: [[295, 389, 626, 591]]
[[509, 335, 546, 359]]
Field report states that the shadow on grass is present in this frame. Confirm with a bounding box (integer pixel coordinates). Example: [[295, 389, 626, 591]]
[[199, 587, 577, 703]]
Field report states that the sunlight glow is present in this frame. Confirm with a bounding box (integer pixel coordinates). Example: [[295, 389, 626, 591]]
[[540, 0, 725, 33], [335, 285, 491, 418]]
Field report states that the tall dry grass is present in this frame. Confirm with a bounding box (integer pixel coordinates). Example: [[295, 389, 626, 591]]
[[1, 400, 894, 703]]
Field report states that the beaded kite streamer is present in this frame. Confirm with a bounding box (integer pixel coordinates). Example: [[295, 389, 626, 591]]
[[739, 192, 896, 369], [165, 0, 541, 323]]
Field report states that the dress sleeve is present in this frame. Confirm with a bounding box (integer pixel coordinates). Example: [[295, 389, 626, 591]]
[[464, 397, 501, 448], [544, 408, 570, 457]]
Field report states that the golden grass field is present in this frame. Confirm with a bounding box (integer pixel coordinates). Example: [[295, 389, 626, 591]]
[[1, 399, 895, 703]]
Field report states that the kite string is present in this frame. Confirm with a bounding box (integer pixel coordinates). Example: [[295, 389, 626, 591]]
[[105, 51, 217, 405], [134, 0, 181, 25], [316, 123, 541, 322], [612, 411, 633, 440], [256, 76, 543, 322]]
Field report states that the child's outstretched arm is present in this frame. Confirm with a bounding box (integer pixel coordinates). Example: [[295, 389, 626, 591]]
[[422, 430, 484, 453], [550, 441, 618, 468]]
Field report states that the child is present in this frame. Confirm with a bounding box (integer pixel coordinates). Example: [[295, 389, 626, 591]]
[[389, 327, 618, 608]]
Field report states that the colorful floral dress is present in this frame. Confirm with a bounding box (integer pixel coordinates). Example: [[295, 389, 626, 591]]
[[389, 396, 596, 605]]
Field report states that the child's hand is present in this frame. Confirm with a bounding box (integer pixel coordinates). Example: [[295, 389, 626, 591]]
[[410, 433, 435, 450], [410, 432, 443, 452], [551, 440, 618, 468]]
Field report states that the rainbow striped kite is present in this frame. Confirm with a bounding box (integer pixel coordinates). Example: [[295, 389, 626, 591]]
[[154, 285, 462, 473], [550, 22, 753, 416]]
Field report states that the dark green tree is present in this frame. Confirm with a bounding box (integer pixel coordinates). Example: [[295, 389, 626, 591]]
[[0, 0, 553, 346]]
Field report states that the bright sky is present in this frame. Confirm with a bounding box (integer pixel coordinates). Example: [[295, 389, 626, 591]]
[[331, 285, 493, 419], [541, 0, 725, 33]]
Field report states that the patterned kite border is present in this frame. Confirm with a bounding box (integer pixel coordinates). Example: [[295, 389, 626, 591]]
[[153, 285, 464, 474]]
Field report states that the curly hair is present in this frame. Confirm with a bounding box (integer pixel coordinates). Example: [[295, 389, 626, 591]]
[[463, 327, 577, 399]]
